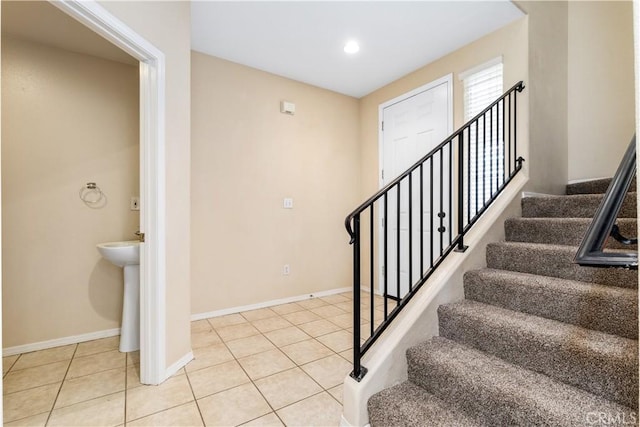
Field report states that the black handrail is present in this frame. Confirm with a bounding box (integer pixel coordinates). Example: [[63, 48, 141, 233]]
[[574, 136, 637, 268], [345, 81, 526, 381]]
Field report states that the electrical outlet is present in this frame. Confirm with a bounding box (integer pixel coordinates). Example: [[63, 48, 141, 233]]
[[283, 198, 293, 209], [130, 197, 140, 211], [283, 264, 290, 275]]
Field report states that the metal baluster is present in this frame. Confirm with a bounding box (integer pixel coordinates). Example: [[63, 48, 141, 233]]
[[369, 207, 374, 338], [439, 149, 444, 257], [513, 85, 522, 167], [495, 104, 499, 190], [430, 157, 434, 269], [508, 93, 512, 174], [502, 99, 506, 182], [396, 182, 400, 305], [383, 193, 388, 319], [483, 114, 486, 205], [496, 102, 499, 184], [467, 126, 471, 225], [351, 214, 363, 380], [420, 164, 424, 278], [456, 133, 468, 252], [448, 142, 452, 245], [489, 106, 493, 194], [408, 173, 413, 292], [475, 121, 479, 217]]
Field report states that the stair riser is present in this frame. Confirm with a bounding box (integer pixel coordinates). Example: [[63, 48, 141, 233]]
[[463, 271, 638, 339], [505, 218, 637, 250], [438, 306, 638, 408], [566, 178, 636, 195], [486, 244, 638, 289], [522, 193, 636, 218]]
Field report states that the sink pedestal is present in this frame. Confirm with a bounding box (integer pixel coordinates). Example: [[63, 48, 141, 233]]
[[121, 265, 140, 352], [96, 240, 141, 353]]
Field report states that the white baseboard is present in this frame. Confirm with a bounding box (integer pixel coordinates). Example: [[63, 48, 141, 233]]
[[164, 350, 194, 381], [191, 287, 352, 321], [4, 287, 354, 357], [522, 191, 551, 198], [340, 414, 369, 427], [3, 328, 121, 357]]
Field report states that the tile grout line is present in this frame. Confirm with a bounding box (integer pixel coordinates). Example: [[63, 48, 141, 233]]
[[124, 368, 205, 424], [3, 354, 21, 379], [215, 329, 285, 426], [44, 343, 79, 426], [2, 364, 73, 397], [183, 368, 207, 426], [123, 350, 130, 426], [125, 398, 201, 425]]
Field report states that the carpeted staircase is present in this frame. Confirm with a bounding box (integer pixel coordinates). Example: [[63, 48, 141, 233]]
[[368, 178, 639, 426]]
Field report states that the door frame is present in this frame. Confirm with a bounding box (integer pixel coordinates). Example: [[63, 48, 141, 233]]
[[377, 74, 453, 296], [50, 0, 167, 385]]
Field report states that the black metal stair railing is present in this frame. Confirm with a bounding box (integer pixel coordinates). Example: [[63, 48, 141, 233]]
[[345, 81, 526, 381], [574, 135, 638, 269]]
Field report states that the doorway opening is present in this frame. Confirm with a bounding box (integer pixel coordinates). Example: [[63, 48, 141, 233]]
[[0, 0, 167, 385], [50, 0, 167, 385]]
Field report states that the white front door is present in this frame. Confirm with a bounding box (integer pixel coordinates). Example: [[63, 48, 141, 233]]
[[379, 75, 452, 299]]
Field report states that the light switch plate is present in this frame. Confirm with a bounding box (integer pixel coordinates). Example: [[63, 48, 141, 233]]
[[130, 197, 140, 211]]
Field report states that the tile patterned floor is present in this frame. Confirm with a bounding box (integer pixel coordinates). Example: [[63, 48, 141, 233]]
[[3, 292, 385, 426]]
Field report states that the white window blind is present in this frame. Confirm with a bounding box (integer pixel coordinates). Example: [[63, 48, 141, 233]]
[[464, 63, 504, 121], [463, 61, 503, 220]]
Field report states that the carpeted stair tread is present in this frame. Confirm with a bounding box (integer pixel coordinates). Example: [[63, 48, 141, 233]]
[[566, 177, 636, 195], [505, 217, 637, 249], [438, 300, 638, 408], [486, 241, 638, 289], [407, 336, 634, 426], [463, 269, 638, 339], [368, 381, 484, 427], [521, 192, 636, 218]]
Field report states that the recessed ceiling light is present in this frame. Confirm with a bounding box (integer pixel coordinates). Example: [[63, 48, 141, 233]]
[[344, 40, 360, 54]]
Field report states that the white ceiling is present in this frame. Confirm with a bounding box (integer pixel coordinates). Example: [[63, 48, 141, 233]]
[[191, 1, 524, 98], [3, 1, 524, 99]]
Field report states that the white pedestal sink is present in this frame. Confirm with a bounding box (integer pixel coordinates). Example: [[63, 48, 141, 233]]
[[97, 240, 140, 352]]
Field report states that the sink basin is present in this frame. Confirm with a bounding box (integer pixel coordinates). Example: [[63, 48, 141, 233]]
[[97, 240, 140, 267]]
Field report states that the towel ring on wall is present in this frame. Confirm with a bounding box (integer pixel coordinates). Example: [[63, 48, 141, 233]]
[[79, 182, 107, 209]]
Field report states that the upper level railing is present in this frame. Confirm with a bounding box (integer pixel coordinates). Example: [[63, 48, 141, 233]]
[[345, 81, 525, 380], [574, 135, 637, 269]]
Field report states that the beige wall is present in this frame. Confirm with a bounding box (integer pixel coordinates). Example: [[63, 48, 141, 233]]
[[98, 1, 192, 369], [1, 37, 139, 348], [568, 0, 635, 181], [190, 52, 361, 314], [359, 18, 529, 201], [516, 1, 569, 194]]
